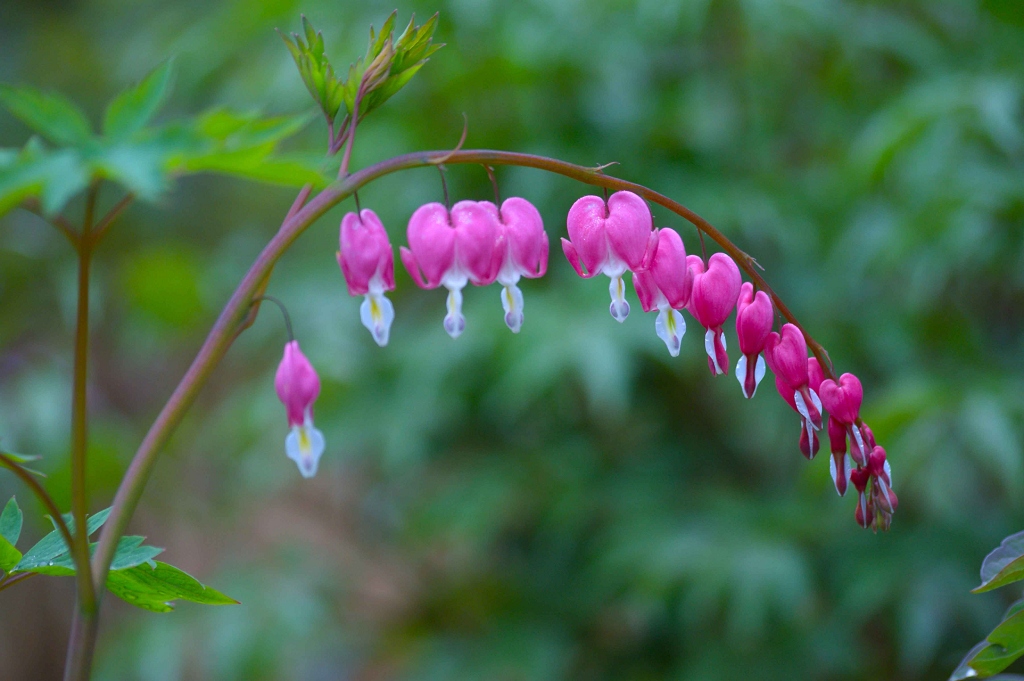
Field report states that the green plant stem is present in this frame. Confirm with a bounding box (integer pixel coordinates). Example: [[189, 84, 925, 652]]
[[82, 149, 835, 680], [64, 184, 100, 681]]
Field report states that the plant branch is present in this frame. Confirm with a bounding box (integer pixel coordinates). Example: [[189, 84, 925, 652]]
[[0, 571, 38, 593], [91, 193, 135, 244], [21, 198, 79, 248], [63, 183, 101, 681], [91, 147, 837, 600], [0, 453, 74, 551]]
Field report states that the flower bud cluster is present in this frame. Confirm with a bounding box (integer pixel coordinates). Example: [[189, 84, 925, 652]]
[[294, 188, 895, 530]]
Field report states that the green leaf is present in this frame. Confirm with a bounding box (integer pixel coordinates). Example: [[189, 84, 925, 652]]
[[22, 535, 163, 576], [179, 150, 325, 187], [954, 606, 1024, 679], [0, 140, 90, 217], [0, 537, 20, 573], [0, 84, 93, 146], [0, 497, 22, 546], [103, 60, 175, 140], [106, 561, 239, 613], [13, 507, 110, 572], [93, 143, 170, 199], [974, 530, 1024, 593]]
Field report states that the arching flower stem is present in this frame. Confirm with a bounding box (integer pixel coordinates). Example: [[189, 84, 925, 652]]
[[89, 148, 838, 648]]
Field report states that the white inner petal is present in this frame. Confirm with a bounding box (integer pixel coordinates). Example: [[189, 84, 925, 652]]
[[608, 274, 630, 322], [735, 354, 748, 396], [444, 286, 466, 339], [501, 284, 525, 333], [654, 306, 685, 357], [754, 354, 766, 391], [704, 329, 723, 374], [360, 292, 395, 347], [285, 422, 325, 479]]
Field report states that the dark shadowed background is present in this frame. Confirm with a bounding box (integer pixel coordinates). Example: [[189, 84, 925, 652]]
[[2, 0, 1024, 679]]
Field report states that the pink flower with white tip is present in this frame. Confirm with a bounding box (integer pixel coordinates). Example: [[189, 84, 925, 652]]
[[766, 326, 824, 459], [400, 201, 502, 338], [819, 372, 870, 496], [734, 282, 773, 398], [338, 209, 396, 347], [686, 253, 741, 375], [851, 446, 897, 531], [275, 340, 324, 478], [489, 197, 549, 333], [562, 191, 657, 322], [633, 227, 692, 356]]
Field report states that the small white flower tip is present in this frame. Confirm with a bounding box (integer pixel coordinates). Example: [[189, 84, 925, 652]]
[[608, 275, 630, 322], [360, 292, 395, 347], [655, 307, 685, 357], [285, 424, 325, 479], [501, 284, 525, 333]]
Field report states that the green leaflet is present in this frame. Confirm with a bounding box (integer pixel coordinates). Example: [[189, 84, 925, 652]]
[[0, 85, 93, 145], [106, 561, 239, 613], [0, 497, 22, 546], [103, 60, 175, 140]]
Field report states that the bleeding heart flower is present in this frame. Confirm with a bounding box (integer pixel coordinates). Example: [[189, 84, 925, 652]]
[[734, 282, 773, 398], [490, 197, 549, 333], [687, 253, 741, 375], [766, 329, 824, 459], [275, 340, 324, 478], [401, 201, 503, 338], [562, 191, 657, 322], [633, 227, 693, 356], [338, 209, 396, 347]]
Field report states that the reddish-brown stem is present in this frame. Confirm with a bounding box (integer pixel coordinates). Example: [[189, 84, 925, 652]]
[[0, 571, 38, 593], [0, 453, 74, 551], [91, 193, 134, 244]]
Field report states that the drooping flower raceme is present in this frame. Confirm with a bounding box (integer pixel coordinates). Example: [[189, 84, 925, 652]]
[[400, 201, 502, 338], [275, 340, 324, 478], [633, 227, 693, 356], [765, 324, 823, 459], [734, 282, 773, 398], [337, 209, 396, 347], [686, 253, 742, 375], [562, 191, 656, 322], [488, 197, 549, 333]]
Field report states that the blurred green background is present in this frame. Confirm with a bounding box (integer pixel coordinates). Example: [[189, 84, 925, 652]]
[[2, 0, 1024, 679]]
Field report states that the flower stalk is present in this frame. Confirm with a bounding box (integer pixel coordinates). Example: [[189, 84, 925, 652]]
[[76, 148, 838, 681]]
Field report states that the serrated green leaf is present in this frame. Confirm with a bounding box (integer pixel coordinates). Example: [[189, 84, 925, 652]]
[[14, 507, 110, 572], [0, 497, 22, 546], [103, 60, 175, 140], [107, 561, 239, 613], [975, 530, 1024, 593], [0, 85, 93, 146]]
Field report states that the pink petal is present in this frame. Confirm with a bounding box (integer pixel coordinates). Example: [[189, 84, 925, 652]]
[[406, 203, 455, 288], [604, 191, 653, 271], [565, 195, 610, 277], [451, 200, 501, 286], [500, 197, 548, 278], [735, 282, 773, 355], [275, 341, 321, 428], [690, 253, 741, 329], [648, 228, 692, 309]]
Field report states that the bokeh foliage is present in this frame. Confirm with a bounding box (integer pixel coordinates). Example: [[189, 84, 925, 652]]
[[1, 0, 1024, 679]]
